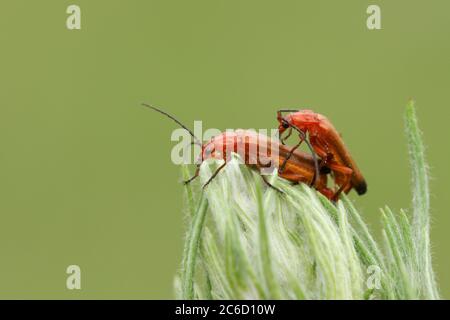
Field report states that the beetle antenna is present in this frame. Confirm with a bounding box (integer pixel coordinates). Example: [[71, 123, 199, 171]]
[[142, 103, 202, 146], [278, 109, 301, 113]]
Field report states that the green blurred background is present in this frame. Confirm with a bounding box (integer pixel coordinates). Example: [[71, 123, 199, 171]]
[[0, 0, 449, 299]]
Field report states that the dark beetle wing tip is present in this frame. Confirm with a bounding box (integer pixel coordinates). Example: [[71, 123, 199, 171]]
[[356, 181, 367, 195]]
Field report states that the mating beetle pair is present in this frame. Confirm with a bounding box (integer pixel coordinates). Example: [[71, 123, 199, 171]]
[[144, 104, 366, 201]]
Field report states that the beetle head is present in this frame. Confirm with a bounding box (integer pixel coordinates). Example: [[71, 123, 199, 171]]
[[277, 111, 292, 136]]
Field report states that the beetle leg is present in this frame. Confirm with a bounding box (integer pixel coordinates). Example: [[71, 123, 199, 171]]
[[318, 187, 335, 201], [289, 130, 320, 186], [261, 175, 284, 194], [278, 138, 304, 174], [183, 165, 200, 184], [280, 127, 292, 145], [326, 161, 353, 200], [333, 172, 354, 194], [308, 136, 339, 184], [202, 162, 227, 189]]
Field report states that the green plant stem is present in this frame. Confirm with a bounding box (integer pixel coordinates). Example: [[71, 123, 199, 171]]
[[255, 182, 281, 299], [181, 165, 197, 218], [182, 192, 208, 299], [405, 101, 439, 299]]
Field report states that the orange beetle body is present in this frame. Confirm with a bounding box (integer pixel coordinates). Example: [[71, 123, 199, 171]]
[[277, 109, 367, 197]]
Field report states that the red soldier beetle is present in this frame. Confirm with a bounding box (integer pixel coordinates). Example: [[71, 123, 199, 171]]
[[277, 109, 367, 198], [198, 129, 333, 196], [143, 104, 336, 199]]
